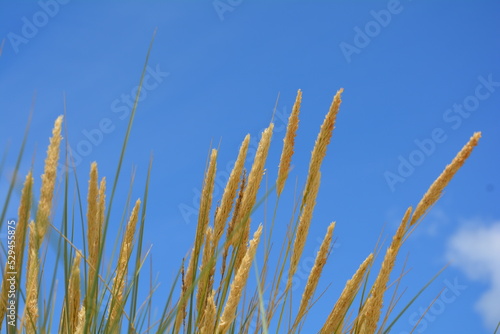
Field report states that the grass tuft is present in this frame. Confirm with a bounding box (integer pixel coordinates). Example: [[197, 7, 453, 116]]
[[0, 51, 482, 333]]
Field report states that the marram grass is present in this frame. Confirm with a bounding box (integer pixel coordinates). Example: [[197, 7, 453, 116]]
[[0, 86, 482, 334]]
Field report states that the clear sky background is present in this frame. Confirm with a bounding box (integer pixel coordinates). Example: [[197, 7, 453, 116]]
[[1, 1, 499, 333]]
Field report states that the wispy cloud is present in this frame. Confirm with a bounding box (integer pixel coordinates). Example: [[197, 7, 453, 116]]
[[386, 206, 450, 237], [421, 207, 450, 237], [446, 220, 500, 330]]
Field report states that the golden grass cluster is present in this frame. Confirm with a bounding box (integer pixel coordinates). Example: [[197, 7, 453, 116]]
[[0, 88, 482, 333]]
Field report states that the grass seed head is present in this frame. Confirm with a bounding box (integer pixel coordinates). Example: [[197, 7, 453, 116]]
[[218, 225, 263, 334], [277, 89, 301, 196], [410, 132, 481, 226], [321, 253, 374, 334], [35, 115, 63, 243]]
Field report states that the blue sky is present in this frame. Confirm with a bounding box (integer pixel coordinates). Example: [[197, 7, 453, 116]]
[[1, 1, 499, 333]]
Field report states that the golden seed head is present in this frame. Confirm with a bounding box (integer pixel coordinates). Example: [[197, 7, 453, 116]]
[[277, 89, 301, 196], [294, 222, 335, 330], [321, 253, 374, 334], [218, 225, 263, 334], [410, 132, 481, 226], [36, 115, 63, 243]]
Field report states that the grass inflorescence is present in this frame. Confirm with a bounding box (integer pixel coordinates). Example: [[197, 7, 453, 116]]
[[0, 43, 482, 333]]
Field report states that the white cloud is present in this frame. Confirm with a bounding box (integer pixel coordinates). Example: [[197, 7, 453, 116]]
[[446, 221, 500, 330]]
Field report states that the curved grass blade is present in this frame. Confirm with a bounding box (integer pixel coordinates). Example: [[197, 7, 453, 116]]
[[382, 265, 447, 334], [85, 28, 157, 333], [0, 94, 34, 230], [128, 154, 153, 332]]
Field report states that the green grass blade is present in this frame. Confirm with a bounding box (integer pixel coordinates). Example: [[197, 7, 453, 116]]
[[0, 96, 34, 230], [0, 139, 10, 182], [103, 28, 157, 227], [129, 154, 153, 331], [85, 28, 156, 334], [253, 257, 269, 334], [382, 265, 447, 334]]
